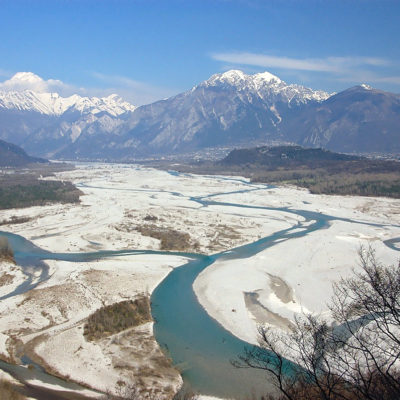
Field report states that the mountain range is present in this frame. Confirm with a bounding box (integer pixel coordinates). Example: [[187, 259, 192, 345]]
[[0, 71, 399, 160], [282, 84, 400, 153], [0, 72, 136, 158]]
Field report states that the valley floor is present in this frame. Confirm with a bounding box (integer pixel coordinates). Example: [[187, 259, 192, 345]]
[[0, 163, 399, 399]]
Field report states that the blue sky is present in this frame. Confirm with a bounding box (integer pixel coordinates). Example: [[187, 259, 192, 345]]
[[0, 0, 399, 104]]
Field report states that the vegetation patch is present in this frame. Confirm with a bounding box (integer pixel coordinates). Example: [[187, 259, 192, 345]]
[[144, 214, 158, 221], [253, 171, 400, 198], [0, 237, 15, 263], [0, 180, 82, 209], [0, 163, 81, 209], [0, 216, 32, 226], [83, 297, 152, 341], [136, 224, 199, 251], [0, 272, 14, 286]]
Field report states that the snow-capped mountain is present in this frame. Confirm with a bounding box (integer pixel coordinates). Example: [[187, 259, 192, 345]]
[[0, 70, 332, 159], [0, 90, 135, 117], [0, 72, 136, 157], [1, 70, 397, 160], [201, 70, 330, 104], [54, 69, 331, 159], [94, 69, 331, 158], [0, 72, 135, 116]]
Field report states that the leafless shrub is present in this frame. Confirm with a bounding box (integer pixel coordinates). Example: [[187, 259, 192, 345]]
[[236, 247, 400, 400]]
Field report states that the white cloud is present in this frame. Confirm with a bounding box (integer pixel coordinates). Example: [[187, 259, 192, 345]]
[[211, 52, 391, 74], [0, 72, 85, 97]]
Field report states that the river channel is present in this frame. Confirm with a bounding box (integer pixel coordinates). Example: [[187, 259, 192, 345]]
[[0, 171, 399, 399]]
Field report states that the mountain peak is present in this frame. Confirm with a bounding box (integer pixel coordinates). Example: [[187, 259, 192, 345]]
[[206, 69, 282, 87], [220, 69, 247, 80], [360, 83, 373, 90], [199, 69, 329, 104], [105, 93, 126, 103], [205, 69, 247, 86], [253, 71, 281, 84]]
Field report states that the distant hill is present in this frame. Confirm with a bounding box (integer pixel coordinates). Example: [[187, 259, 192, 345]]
[[221, 145, 360, 168], [216, 145, 400, 198], [0, 139, 46, 166]]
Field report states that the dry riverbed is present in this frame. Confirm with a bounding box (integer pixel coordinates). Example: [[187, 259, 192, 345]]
[[0, 164, 300, 398]]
